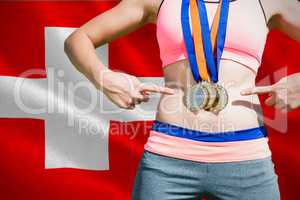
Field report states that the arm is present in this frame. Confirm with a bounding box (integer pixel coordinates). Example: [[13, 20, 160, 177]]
[[64, 0, 174, 109], [64, 0, 154, 84], [241, 1, 300, 112]]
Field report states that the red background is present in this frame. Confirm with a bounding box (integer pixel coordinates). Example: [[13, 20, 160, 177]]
[[0, 1, 299, 199]]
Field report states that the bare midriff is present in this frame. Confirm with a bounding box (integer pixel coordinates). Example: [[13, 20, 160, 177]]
[[155, 58, 263, 133]]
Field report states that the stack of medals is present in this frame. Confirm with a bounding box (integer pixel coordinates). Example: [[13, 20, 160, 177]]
[[181, 0, 229, 112]]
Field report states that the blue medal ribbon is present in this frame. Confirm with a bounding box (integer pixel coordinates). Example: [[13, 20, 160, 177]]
[[181, 0, 230, 83]]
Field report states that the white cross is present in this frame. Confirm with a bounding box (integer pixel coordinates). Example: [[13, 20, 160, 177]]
[[0, 27, 164, 170]]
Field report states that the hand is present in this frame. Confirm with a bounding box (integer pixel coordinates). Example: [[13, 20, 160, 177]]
[[95, 69, 175, 109], [240, 73, 300, 112]]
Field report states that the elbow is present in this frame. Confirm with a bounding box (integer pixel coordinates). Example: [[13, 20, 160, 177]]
[[64, 30, 81, 55], [64, 32, 74, 56]]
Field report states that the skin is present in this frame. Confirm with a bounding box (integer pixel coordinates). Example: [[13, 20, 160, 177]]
[[241, 14, 300, 112], [64, 0, 300, 132]]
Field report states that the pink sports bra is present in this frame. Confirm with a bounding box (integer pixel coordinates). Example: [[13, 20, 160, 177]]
[[156, 0, 269, 73]]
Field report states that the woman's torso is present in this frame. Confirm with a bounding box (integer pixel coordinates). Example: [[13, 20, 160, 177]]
[[154, 0, 269, 132]]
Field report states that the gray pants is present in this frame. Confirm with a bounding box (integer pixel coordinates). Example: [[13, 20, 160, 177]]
[[132, 150, 280, 200]]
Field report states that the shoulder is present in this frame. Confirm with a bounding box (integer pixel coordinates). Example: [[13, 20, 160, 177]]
[[259, 0, 283, 21], [116, 0, 162, 24], [139, 0, 165, 24]]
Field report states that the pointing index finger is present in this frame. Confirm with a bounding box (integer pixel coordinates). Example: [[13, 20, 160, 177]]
[[139, 84, 175, 95], [240, 85, 275, 96]]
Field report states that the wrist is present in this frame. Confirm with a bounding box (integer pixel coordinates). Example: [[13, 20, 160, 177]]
[[91, 67, 113, 91]]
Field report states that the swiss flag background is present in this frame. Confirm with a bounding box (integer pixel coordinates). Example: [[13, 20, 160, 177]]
[[0, 1, 299, 200]]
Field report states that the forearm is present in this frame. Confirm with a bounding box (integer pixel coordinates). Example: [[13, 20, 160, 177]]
[[64, 29, 106, 88]]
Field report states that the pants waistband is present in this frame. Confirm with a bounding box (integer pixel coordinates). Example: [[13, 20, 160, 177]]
[[151, 120, 268, 142]]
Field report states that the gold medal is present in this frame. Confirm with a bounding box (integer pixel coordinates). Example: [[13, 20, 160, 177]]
[[210, 83, 228, 112], [202, 81, 218, 110], [184, 82, 209, 112]]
